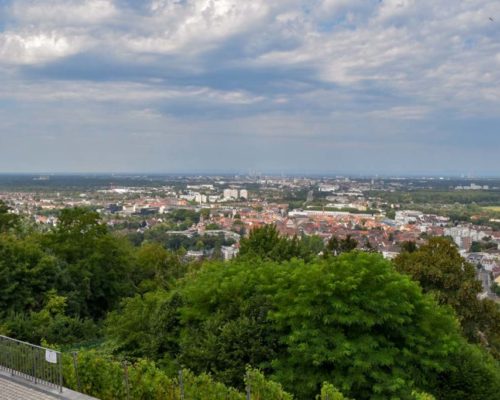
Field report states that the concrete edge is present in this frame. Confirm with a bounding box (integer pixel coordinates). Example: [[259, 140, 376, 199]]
[[0, 370, 99, 400]]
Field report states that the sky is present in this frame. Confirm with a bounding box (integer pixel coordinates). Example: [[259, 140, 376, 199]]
[[0, 0, 499, 176]]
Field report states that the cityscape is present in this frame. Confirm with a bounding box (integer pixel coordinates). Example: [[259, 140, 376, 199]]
[[1, 0, 500, 399], [2, 174, 500, 300]]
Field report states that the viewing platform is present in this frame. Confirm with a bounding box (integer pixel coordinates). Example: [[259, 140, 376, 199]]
[[0, 335, 97, 400]]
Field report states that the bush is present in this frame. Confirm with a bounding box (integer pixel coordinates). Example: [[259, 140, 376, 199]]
[[245, 367, 293, 400]]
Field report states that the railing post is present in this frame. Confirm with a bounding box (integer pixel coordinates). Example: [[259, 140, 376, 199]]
[[246, 370, 251, 400], [58, 352, 63, 393], [72, 352, 82, 392], [10, 342, 15, 376], [33, 350, 37, 384], [0, 335, 62, 391], [178, 369, 185, 400], [123, 361, 130, 400]]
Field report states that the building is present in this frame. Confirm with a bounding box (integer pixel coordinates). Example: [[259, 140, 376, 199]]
[[222, 245, 239, 260], [223, 188, 239, 200]]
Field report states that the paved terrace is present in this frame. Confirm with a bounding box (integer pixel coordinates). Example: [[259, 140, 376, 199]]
[[0, 370, 97, 400]]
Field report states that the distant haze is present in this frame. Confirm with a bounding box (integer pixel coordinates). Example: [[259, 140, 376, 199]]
[[0, 0, 499, 175]]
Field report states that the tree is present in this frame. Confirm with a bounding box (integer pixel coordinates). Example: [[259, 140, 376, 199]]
[[103, 250, 500, 399], [200, 208, 211, 220], [177, 260, 281, 388], [385, 209, 396, 220], [469, 241, 482, 253], [301, 235, 325, 256], [239, 225, 281, 260], [433, 344, 500, 400], [317, 383, 351, 400], [0, 234, 60, 313], [400, 241, 418, 253], [133, 243, 184, 292], [0, 200, 20, 233], [269, 253, 462, 399], [206, 223, 220, 230], [394, 237, 500, 358], [3, 290, 97, 345], [49, 207, 107, 262], [106, 290, 182, 361], [326, 235, 340, 255], [239, 225, 318, 262], [325, 235, 358, 256], [44, 208, 135, 319]]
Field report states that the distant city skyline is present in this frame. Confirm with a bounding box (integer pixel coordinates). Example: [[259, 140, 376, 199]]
[[1, 0, 499, 174], [2, 171, 500, 179]]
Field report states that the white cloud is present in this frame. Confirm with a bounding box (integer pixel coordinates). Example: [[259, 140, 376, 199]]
[[124, 0, 270, 54], [0, 31, 84, 64], [0, 79, 265, 105], [252, 0, 500, 113], [10, 0, 118, 25], [367, 106, 430, 120]]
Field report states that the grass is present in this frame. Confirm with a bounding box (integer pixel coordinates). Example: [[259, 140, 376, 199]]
[[482, 206, 500, 212]]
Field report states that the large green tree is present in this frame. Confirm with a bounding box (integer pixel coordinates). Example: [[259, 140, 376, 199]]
[[239, 225, 321, 262], [106, 252, 500, 399], [0, 235, 60, 313], [44, 208, 135, 318], [325, 234, 358, 256], [106, 290, 182, 362], [0, 200, 20, 233], [268, 253, 460, 399], [394, 237, 500, 358]]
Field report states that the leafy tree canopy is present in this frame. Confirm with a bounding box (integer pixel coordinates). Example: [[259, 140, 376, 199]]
[[394, 237, 500, 358], [0, 200, 20, 233], [106, 252, 499, 400], [239, 225, 322, 262]]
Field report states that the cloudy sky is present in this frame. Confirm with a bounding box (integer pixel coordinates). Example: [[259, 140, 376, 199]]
[[0, 0, 499, 175]]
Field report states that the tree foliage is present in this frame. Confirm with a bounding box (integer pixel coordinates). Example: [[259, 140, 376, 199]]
[[2, 207, 500, 400], [0, 200, 20, 233], [269, 253, 460, 399], [325, 235, 358, 256], [106, 252, 500, 399], [239, 225, 322, 262], [63, 350, 292, 400], [394, 237, 500, 358]]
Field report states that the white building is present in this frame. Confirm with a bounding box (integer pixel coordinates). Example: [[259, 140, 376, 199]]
[[395, 210, 424, 225], [222, 245, 239, 260], [444, 226, 488, 248], [319, 184, 339, 192], [223, 188, 239, 200], [194, 193, 208, 204]]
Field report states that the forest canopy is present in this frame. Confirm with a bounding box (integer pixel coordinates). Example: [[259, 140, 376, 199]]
[[1, 205, 499, 400]]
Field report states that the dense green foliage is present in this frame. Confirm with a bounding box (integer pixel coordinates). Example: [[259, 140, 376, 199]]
[[394, 237, 500, 358], [368, 189, 500, 230], [107, 252, 500, 399], [63, 350, 295, 400], [369, 189, 500, 206], [325, 234, 358, 255], [0, 200, 20, 233], [1, 212, 500, 400], [128, 226, 236, 252], [239, 224, 323, 262]]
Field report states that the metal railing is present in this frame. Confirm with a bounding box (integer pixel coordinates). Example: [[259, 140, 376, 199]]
[[0, 335, 63, 393]]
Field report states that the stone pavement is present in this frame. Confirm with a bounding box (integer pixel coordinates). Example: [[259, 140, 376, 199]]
[[0, 375, 57, 400], [0, 372, 98, 400]]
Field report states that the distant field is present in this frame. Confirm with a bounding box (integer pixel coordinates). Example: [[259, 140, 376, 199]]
[[482, 206, 500, 212]]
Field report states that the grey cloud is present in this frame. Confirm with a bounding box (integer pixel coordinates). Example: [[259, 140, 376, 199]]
[[0, 0, 499, 174]]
